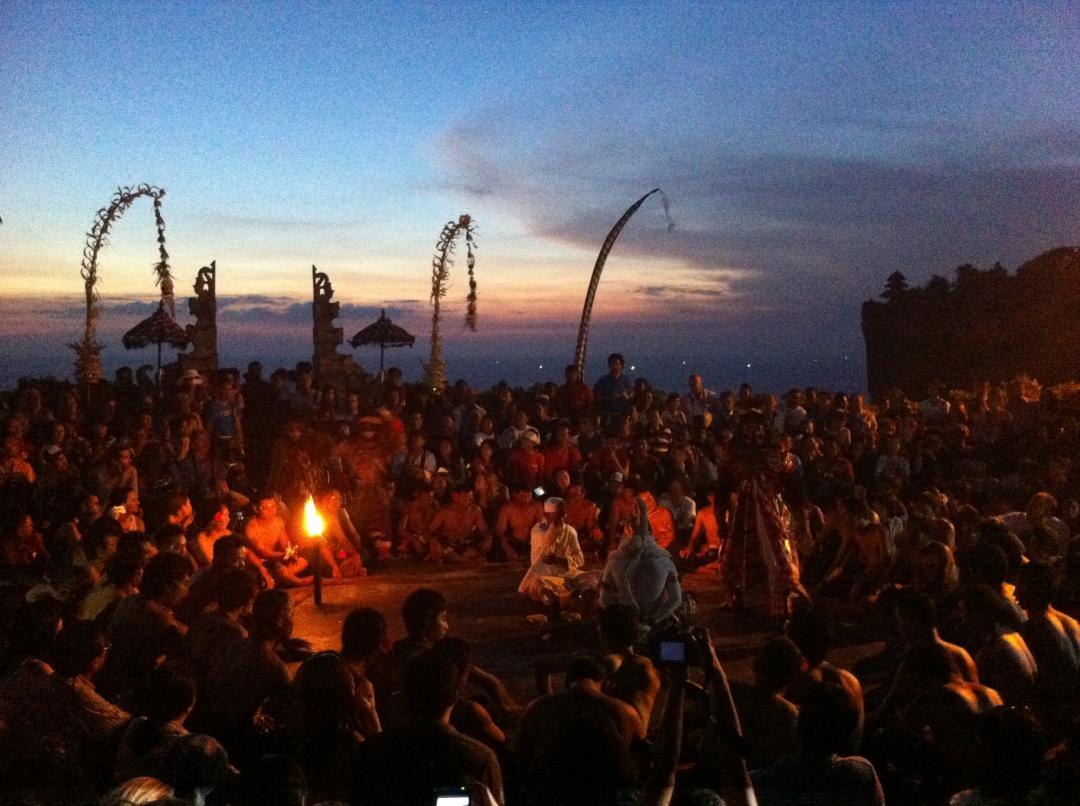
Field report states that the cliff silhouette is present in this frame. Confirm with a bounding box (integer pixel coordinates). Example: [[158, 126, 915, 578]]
[[862, 247, 1080, 398]]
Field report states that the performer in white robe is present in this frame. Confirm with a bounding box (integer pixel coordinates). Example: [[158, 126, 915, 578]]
[[518, 497, 599, 601], [601, 497, 683, 624]]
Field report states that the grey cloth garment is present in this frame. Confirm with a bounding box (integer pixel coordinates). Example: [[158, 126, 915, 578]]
[[601, 498, 683, 623]]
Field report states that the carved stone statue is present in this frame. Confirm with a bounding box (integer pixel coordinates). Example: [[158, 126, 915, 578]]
[[176, 261, 219, 377], [311, 264, 366, 391]]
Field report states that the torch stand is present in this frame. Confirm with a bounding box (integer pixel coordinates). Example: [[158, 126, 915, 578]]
[[313, 543, 323, 607]]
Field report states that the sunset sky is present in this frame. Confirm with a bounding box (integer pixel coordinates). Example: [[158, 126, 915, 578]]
[[1, 2, 1078, 390]]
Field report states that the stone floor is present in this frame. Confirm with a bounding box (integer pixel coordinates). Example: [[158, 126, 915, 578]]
[[288, 560, 882, 702]]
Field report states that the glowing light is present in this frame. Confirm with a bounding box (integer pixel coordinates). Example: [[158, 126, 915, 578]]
[[303, 495, 324, 538], [538, 364, 543, 369], [746, 363, 752, 368], [630, 365, 636, 371]]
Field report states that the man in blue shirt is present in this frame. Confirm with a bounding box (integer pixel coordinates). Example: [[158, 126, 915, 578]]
[[593, 353, 634, 419]]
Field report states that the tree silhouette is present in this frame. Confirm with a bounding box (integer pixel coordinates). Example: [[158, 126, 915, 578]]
[[882, 271, 908, 300]]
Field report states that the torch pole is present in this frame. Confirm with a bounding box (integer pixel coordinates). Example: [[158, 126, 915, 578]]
[[313, 540, 323, 607]]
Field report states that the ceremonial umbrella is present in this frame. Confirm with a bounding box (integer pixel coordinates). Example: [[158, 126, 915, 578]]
[[349, 309, 415, 373], [122, 300, 190, 380]]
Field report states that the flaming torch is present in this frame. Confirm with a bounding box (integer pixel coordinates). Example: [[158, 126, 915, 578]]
[[303, 495, 325, 607]]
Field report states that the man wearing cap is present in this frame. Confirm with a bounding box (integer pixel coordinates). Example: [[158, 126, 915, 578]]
[[518, 498, 597, 608]]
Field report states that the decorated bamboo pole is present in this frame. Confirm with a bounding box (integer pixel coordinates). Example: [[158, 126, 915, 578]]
[[573, 189, 674, 381], [424, 214, 478, 389], [73, 184, 173, 384]]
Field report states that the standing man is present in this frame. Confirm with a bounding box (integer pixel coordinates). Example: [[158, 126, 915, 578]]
[[593, 353, 634, 421]]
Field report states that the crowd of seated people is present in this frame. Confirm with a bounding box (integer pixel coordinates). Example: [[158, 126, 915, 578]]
[[4, 356, 1080, 803]]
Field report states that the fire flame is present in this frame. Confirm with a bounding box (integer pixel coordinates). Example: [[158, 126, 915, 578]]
[[303, 495, 324, 538]]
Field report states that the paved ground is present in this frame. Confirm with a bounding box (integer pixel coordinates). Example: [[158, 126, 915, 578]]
[[289, 560, 884, 702]]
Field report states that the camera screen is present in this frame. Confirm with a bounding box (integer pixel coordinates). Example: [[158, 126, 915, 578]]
[[659, 640, 687, 663], [435, 798, 470, 806], [533, 487, 545, 497]]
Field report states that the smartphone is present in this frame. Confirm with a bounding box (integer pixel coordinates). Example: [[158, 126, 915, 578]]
[[533, 486, 545, 498], [659, 639, 687, 664], [434, 786, 471, 806]]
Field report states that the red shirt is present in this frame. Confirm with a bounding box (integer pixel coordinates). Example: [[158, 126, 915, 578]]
[[542, 443, 583, 483], [554, 381, 594, 417], [505, 448, 545, 489]]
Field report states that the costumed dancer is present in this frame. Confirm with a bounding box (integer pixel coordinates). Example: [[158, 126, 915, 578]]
[[719, 412, 809, 619]]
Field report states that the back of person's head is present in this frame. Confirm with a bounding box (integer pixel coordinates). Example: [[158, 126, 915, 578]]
[[109, 486, 131, 510], [404, 648, 462, 721], [164, 734, 231, 799], [100, 777, 174, 806], [959, 542, 1010, 588], [754, 637, 805, 694], [566, 656, 607, 687], [294, 651, 357, 732], [894, 587, 937, 632], [134, 664, 197, 724], [842, 494, 872, 522], [4, 595, 63, 664], [210, 534, 246, 569], [598, 604, 639, 649], [86, 516, 124, 556], [401, 588, 447, 638], [786, 605, 832, 667], [196, 497, 225, 531], [340, 606, 387, 661], [154, 523, 186, 552], [1029, 524, 1062, 561], [104, 551, 145, 590], [53, 619, 108, 678], [797, 678, 862, 757], [1016, 560, 1056, 610], [140, 552, 191, 601], [961, 584, 1016, 635], [250, 589, 291, 641], [242, 755, 307, 806], [216, 568, 257, 613], [972, 706, 1047, 799]]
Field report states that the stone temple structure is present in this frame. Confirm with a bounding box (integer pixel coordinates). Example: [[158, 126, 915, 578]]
[[177, 261, 219, 378], [311, 265, 366, 391]]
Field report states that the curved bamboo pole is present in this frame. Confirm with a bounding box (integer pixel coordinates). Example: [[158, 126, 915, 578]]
[[72, 184, 172, 383], [573, 188, 672, 380], [424, 214, 478, 389]]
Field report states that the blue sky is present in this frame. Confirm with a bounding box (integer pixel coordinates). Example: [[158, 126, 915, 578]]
[[1, 1, 1078, 390]]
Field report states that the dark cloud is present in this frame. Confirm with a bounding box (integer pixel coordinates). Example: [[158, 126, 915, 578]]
[[438, 121, 1080, 307]]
